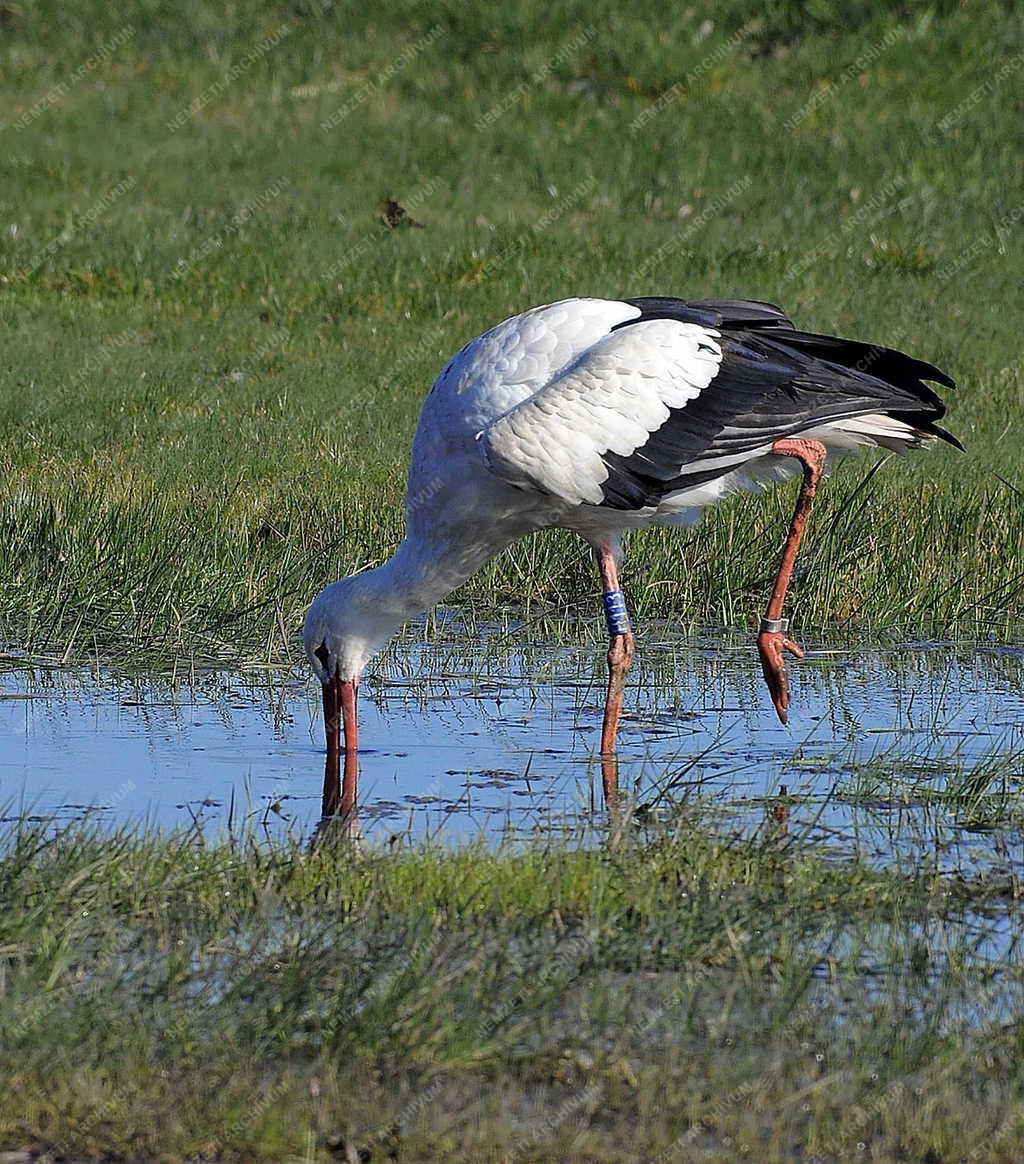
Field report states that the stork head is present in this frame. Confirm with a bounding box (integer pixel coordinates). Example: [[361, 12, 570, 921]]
[[303, 574, 402, 683], [305, 578, 363, 683]]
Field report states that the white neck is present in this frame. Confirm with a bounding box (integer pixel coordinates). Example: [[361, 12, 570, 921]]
[[356, 530, 492, 617], [305, 523, 516, 680]]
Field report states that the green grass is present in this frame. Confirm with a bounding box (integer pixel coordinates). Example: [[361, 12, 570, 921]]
[[2, 812, 1024, 1163], [0, 0, 1021, 662]]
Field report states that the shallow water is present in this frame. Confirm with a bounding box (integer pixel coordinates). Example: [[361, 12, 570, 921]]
[[1, 627, 1022, 869]]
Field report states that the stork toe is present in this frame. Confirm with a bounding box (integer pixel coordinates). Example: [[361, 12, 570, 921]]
[[757, 630, 804, 724]]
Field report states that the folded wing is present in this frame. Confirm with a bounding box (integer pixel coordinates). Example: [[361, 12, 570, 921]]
[[477, 296, 957, 511]]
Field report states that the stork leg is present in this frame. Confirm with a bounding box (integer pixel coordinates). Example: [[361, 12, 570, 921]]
[[757, 438, 827, 724], [322, 675, 359, 819], [595, 544, 635, 800]]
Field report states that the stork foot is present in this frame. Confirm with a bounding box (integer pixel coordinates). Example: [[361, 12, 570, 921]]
[[757, 620, 804, 725]]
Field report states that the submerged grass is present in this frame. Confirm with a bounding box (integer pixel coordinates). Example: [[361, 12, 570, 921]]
[[0, 0, 1021, 661], [2, 813, 1024, 1162], [834, 743, 1024, 825]]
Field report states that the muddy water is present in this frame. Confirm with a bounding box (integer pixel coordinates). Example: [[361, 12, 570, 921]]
[[0, 630, 1022, 865]]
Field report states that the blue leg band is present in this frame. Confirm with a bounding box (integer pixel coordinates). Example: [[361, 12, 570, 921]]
[[603, 589, 631, 637]]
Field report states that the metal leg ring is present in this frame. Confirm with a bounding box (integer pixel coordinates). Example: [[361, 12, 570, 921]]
[[760, 617, 789, 635]]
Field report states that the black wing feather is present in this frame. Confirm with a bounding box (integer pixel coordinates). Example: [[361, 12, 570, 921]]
[[616, 295, 795, 332]]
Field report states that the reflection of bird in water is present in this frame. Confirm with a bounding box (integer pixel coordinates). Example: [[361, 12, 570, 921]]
[[304, 297, 959, 823], [770, 784, 791, 830]]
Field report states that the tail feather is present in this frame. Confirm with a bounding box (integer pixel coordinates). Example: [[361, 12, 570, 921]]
[[888, 415, 966, 451]]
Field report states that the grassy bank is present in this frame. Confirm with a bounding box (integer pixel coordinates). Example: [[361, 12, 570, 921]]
[[0, 814, 1023, 1162], [0, 0, 1021, 662]]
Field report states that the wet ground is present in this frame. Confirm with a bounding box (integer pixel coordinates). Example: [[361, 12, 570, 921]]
[[1, 626, 1022, 870]]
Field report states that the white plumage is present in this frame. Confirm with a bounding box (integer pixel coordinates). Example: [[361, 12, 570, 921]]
[[479, 319, 722, 505]]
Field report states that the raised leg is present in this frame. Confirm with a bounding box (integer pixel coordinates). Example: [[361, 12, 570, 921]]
[[322, 675, 359, 818], [757, 438, 827, 724], [595, 544, 635, 788]]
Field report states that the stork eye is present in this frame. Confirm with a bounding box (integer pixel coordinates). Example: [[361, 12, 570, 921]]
[[314, 642, 330, 668]]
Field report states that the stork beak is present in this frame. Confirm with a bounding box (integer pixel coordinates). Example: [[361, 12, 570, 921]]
[[321, 674, 359, 819]]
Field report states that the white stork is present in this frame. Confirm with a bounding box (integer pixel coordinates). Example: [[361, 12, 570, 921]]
[[304, 296, 958, 818]]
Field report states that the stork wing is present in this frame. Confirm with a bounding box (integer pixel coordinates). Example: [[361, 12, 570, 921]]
[[477, 302, 954, 511], [477, 318, 724, 507]]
